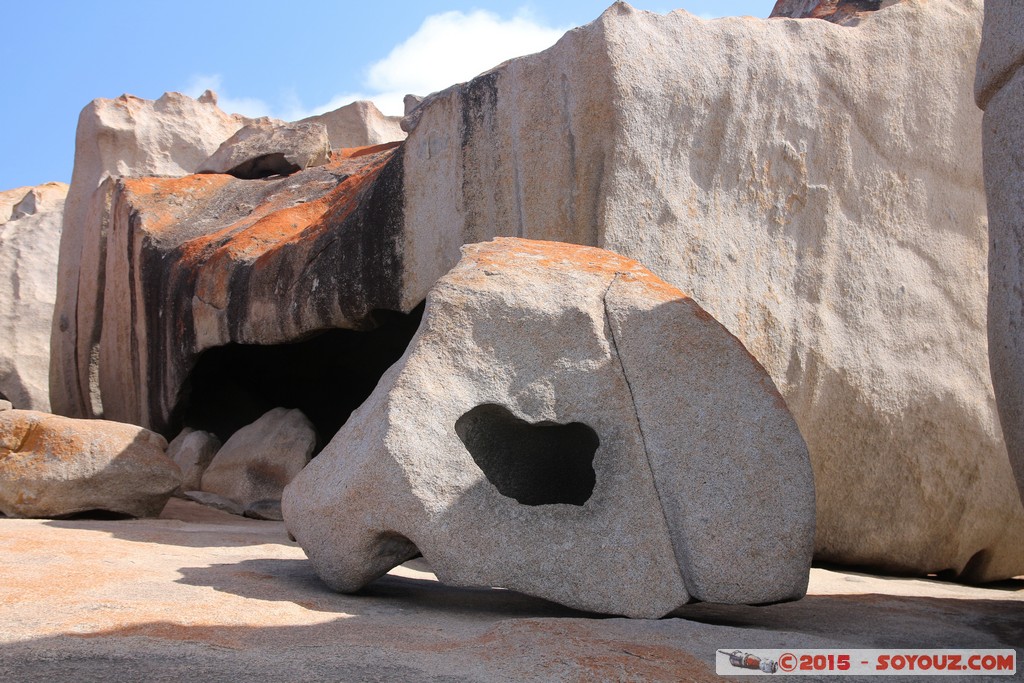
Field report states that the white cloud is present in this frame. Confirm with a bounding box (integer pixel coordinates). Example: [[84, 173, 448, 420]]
[[360, 9, 568, 114], [184, 9, 567, 121]]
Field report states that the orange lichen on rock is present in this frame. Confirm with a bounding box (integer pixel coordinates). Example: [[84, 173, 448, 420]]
[[466, 237, 692, 304]]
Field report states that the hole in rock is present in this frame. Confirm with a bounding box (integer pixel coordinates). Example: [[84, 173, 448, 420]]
[[227, 153, 301, 180], [177, 303, 424, 454], [455, 404, 599, 506]]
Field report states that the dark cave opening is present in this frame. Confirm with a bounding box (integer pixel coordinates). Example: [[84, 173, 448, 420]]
[[455, 403, 599, 506], [176, 303, 424, 454]]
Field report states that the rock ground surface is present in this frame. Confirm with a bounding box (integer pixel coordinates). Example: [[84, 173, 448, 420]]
[[0, 498, 1020, 682]]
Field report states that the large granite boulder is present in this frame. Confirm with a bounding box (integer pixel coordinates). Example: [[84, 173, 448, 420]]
[[299, 100, 405, 150], [0, 183, 67, 411], [200, 407, 315, 510], [976, 1, 1024, 504], [0, 410, 179, 518], [283, 238, 815, 618], [50, 91, 246, 419], [62, 0, 1022, 582], [198, 120, 332, 179], [396, 0, 1022, 581]]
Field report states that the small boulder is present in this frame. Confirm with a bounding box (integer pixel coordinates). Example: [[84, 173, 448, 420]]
[[198, 121, 332, 179], [0, 400, 12, 411], [0, 410, 180, 518], [167, 428, 221, 493], [200, 407, 316, 510], [283, 238, 815, 618]]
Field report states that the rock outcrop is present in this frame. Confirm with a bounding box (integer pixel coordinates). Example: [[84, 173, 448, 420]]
[[89, 142, 409, 437], [394, 0, 1022, 581], [0, 182, 68, 412], [59, 0, 1023, 581], [0, 410, 179, 518], [50, 91, 246, 419], [976, 1, 1024, 504], [299, 100, 405, 150], [200, 407, 315, 512], [770, 0, 896, 25], [283, 238, 815, 618], [198, 120, 332, 179]]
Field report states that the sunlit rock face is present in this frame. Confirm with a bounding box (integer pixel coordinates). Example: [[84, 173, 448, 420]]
[[284, 238, 815, 618], [396, 0, 1022, 581], [0, 182, 67, 412], [976, 0, 1024, 506], [59, 0, 1023, 581]]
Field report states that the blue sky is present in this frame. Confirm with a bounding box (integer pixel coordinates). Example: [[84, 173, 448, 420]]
[[1, 1, 773, 190]]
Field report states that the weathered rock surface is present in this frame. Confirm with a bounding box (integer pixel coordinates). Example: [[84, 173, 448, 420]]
[[395, 0, 1023, 581], [0, 400, 11, 411], [403, 94, 423, 116], [0, 410, 179, 518], [770, 0, 897, 25], [284, 239, 814, 618], [198, 120, 332, 179], [201, 408, 315, 510], [167, 427, 220, 493], [89, 142, 408, 437], [977, 1, 1024, 505], [299, 100, 405, 150], [63, 0, 1022, 582], [0, 182, 68, 412], [50, 91, 246, 419], [2, 486, 1019, 681]]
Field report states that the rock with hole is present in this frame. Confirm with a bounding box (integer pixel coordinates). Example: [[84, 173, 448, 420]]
[[198, 120, 332, 179], [0, 409, 179, 518], [283, 238, 815, 618]]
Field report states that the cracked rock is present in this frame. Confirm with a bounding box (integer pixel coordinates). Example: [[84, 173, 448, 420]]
[[283, 238, 815, 618]]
